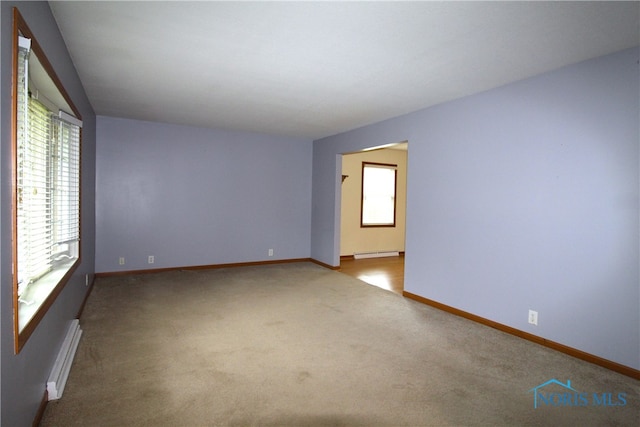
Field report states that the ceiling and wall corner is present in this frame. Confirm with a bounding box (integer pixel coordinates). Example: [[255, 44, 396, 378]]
[[48, 1, 639, 140]]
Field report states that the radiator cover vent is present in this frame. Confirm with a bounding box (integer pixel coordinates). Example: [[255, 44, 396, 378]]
[[353, 251, 400, 259], [47, 319, 83, 400]]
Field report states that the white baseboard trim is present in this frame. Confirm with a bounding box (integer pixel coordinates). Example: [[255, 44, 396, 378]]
[[47, 319, 83, 400], [353, 251, 400, 259]]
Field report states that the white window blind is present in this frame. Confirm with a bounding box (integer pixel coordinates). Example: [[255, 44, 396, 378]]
[[16, 36, 81, 299]]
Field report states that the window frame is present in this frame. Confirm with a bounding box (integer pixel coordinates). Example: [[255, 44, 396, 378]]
[[12, 8, 83, 353], [360, 161, 397, 228]]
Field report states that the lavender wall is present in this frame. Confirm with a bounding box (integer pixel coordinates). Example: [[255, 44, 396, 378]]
[[0, 2, 96, 425], [312, 47, 639, 370], [96, 116, 312, 273]]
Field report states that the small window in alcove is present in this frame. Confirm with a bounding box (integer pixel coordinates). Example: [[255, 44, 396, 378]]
[[361, 162, 397, 227]]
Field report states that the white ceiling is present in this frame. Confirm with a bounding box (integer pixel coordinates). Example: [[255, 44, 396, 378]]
[[49, 1, 639, 140]]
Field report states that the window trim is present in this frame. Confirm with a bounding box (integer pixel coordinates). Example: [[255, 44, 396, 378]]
[[12, 8, 83, 353], [360, 161, 397, 228]]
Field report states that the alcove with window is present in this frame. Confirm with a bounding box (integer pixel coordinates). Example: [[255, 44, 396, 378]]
[[340, 146, 407, 258], [11, 8, 82, 352]]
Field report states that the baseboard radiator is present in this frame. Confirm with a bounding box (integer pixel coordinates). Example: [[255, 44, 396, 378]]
[[353, 251, 400, 259], [47, 319, 83, 400]]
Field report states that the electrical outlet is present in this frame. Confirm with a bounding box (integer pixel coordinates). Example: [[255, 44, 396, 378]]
[[268, 249, 274, 257], [119, 257, 125, 265], [148, 255, 154, 264], [528, 310, 538, 326]]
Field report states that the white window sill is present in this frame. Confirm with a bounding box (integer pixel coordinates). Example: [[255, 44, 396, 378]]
[[18, 259, 77, 331]]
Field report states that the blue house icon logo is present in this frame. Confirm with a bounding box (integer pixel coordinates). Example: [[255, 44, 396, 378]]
[[529, 379, 578, 409]]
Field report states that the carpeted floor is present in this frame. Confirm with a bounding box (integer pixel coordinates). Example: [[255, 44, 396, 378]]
[[41, 262, 639, 426]]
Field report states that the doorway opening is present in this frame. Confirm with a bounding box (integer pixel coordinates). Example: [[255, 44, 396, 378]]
[[338, 142, 408, 294]]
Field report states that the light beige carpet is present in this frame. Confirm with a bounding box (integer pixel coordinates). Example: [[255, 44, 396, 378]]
[[42, 262, 638, 426]]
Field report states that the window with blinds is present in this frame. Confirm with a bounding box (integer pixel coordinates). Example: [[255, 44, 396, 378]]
[[13, 9, 82, 352], [17, 97, 80, 296]]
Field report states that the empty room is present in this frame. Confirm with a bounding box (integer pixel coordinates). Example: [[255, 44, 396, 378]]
[[1, 1, 638, 426]]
